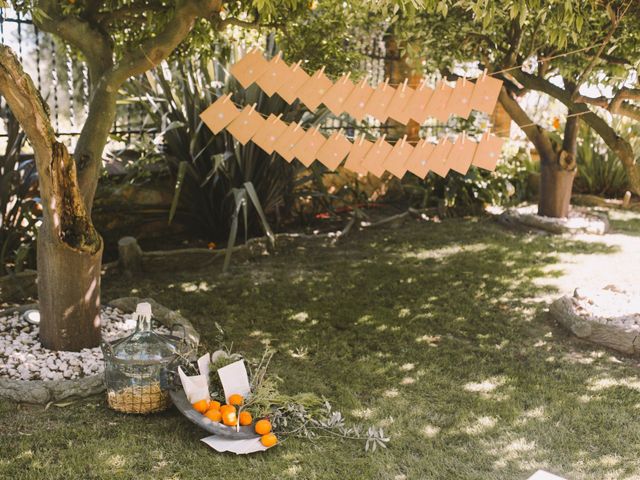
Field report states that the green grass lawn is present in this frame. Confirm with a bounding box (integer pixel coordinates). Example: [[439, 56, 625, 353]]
[[2, 213, 640, 479]]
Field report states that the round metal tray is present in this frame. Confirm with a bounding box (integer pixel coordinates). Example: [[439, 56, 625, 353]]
[[170, 388, 260, 439]]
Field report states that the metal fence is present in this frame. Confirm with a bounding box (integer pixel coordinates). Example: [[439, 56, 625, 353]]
[[1, 8, 454, 151], [0, 8, 144, 146]]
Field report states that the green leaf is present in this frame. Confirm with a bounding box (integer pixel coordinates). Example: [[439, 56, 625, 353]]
[[168, 161, 188, 225]]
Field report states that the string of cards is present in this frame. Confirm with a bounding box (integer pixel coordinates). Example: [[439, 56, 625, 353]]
[[199, 49, 505, 178]]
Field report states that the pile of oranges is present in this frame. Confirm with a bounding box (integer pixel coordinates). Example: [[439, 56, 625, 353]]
[[192, 393, 277, 448]]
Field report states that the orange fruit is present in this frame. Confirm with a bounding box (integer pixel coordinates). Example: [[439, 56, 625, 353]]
[[239, 411, 253, 426], [228, 394, 244, 406], [260, 433, 277, 447], [222, 409, 237, 426], [192, 399, 209, 413], [255, 419, 272, 435], [208, 400, 221, 410], [204, 409, 222, 422], [220, 404, 236, 415]]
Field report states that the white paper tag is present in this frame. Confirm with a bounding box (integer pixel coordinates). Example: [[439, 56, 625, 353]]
[[178, 366, 210, 404], [217, 360, 251, 403], [197, 353, 210, 380], [201, 435, 268, 454]]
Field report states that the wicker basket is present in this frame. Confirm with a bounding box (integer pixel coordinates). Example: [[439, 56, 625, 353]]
[[107, 382, 170, 414]]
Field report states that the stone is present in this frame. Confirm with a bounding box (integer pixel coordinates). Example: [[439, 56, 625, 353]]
[[1, 298, 199, 404]]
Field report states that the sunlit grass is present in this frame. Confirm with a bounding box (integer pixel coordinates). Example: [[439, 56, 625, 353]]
[[2, 213, 640, 479]]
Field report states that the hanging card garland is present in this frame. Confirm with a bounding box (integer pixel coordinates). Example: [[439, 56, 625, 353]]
[[273, 121, 306, 162], [385, 80, 415, 124], [446, 78, 474, 119], [429, 138, 454, 178], [405, 81, 434, 124], [226, 104, 265, 144], [361, 136, 393, 177], [277, 61, 310, 104], [256, 54, 291, 97], [295, 68, 332, 111], [448, 133, 477, 175], [364, 79, 395, 123], [199, 94, 241, 134], [406, 139, 436, 178], [316, 131, 353, 170], [322, 74, 356, 116], [472, 132, 504, 171], [252, 114, 289, 153], [383, 136, 414, 178], [343, 134, 374, 175], [290, 126, 326, 167], [342, 78, 375, 122], [229, 50, 270, 89]]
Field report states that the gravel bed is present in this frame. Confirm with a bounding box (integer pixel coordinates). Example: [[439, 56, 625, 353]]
[[0, 306, 169, 382]]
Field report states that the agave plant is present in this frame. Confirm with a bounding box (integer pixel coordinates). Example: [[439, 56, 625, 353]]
[[574, 125, 628, 198], [125, 47, 328, 271], [0, 108, 39, 275]]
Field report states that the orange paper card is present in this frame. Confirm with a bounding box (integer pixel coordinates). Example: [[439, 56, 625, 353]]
[[406, 139, 436, 178], [229, 50, 270, 89], [446, 78, 474, 119], [296, 69, 332, 111], [364, 82, 395, 122], [469, 75, 503, 114], [256, 56, 292, 97], [472, 132, 504, 171], [251, 114, 289, 154], [273, 122, 306, 162], [316, 131, 352, 170], [382, 139, 414, 178], [343, 135, 373, 174], [386, 83, 415, 124], [448, 136, 478, 175], [322, 75, 355, 116], [361, 137, 393, 177], [277, 64, 310, 104], [405, 83, 435, 124], [290, 127, 326, 167], [424, 81, 454, 122], [226, 105, 265, 145], [429, 138, 454, 177], [343, 80, 375, 121], [200, 94, 241, 134]]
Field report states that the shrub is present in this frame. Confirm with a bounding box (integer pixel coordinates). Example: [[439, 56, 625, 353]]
[[0, 109, 39, 275]]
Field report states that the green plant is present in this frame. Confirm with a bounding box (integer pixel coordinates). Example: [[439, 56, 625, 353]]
[[574, 125, 628, 198], [404, 143, 536, 213], [126, 50, 327, 269], [0, 108, 39, 275]]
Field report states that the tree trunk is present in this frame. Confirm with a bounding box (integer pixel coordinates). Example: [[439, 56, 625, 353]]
[[538, 108, 579, 218], [538, 158, 575, 217], [37, 225, 103, 350]]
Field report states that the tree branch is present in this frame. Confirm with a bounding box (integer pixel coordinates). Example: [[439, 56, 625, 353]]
[[496, 83, 556, 163], [34, 0, 113, 82], [513, 70, 640, 195], [0, 45, 99, 251], [571, 0, 632, 100], [106, 0, 222, 88], [575, 87, 640, 121]]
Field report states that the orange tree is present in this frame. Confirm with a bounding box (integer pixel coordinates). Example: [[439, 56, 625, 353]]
[[376, 0, 640, 217], [0, 0, 324, 351]]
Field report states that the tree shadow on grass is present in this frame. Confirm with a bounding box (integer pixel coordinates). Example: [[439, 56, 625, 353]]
[[1, 217, 634, 480]]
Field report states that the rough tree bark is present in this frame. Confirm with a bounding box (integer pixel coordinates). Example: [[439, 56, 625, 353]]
[[512, 70, 640, 197], [498, 85, 578, 217], [0, 0, 222, 350], [0, 46, 102, 350]]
